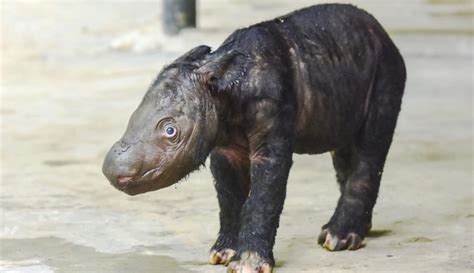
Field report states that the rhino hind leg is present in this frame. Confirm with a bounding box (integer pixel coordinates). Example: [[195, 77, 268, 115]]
[[330, 145, 353, 193], [319, 53, 406, 251]]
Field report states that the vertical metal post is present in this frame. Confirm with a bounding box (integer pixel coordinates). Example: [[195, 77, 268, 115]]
[[163, 0, 196, 35]]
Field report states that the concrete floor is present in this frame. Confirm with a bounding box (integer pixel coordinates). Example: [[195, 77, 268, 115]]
[[1, 0, 472, 272]]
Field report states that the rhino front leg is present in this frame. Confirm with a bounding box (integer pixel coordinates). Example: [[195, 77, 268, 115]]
[[228, 143, 293, 273], [209, 146, 250, 265]]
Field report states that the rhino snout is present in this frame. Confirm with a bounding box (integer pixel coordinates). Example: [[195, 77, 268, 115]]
[[102, 139, 144, 191]]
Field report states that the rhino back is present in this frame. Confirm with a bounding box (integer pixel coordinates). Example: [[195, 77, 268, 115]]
[[213, 4, 401, 154]]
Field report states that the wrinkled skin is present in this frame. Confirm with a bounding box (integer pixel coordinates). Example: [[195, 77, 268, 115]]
[[102, 54, 220, 195], [103, 4, 406, 272]]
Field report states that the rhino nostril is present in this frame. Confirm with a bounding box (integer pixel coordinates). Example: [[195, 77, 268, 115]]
[[117, 176, 134, 185]]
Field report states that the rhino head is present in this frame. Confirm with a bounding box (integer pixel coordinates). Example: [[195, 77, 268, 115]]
[[102, 45, 247, 195]]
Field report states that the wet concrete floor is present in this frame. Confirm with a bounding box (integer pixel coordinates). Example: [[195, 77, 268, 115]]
[[1, 0, 472, 272]]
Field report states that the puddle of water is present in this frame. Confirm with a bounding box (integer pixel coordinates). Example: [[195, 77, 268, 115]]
[[1, 260, 55, 273], [1, 237, 194, 273]]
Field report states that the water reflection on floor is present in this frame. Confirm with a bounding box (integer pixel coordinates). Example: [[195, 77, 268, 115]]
[[1, 237, 193, 273]]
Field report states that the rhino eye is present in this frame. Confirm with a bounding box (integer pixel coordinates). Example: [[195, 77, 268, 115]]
[[165, 126, 176, 137]]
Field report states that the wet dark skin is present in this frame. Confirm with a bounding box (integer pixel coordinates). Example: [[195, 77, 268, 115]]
[[102, 4, 406, 273]]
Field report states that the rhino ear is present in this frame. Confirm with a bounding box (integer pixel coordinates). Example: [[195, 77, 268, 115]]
[[195, 50, 249, 94], [174, 45, 212, 64]]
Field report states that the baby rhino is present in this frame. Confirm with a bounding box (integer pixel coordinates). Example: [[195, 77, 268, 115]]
[[102, 4, 406, 273]]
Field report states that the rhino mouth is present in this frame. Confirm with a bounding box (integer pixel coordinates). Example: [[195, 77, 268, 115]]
[[113, 161, 198, 196], [114, 167, 169, 195], [140, 167, 162, 181]]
